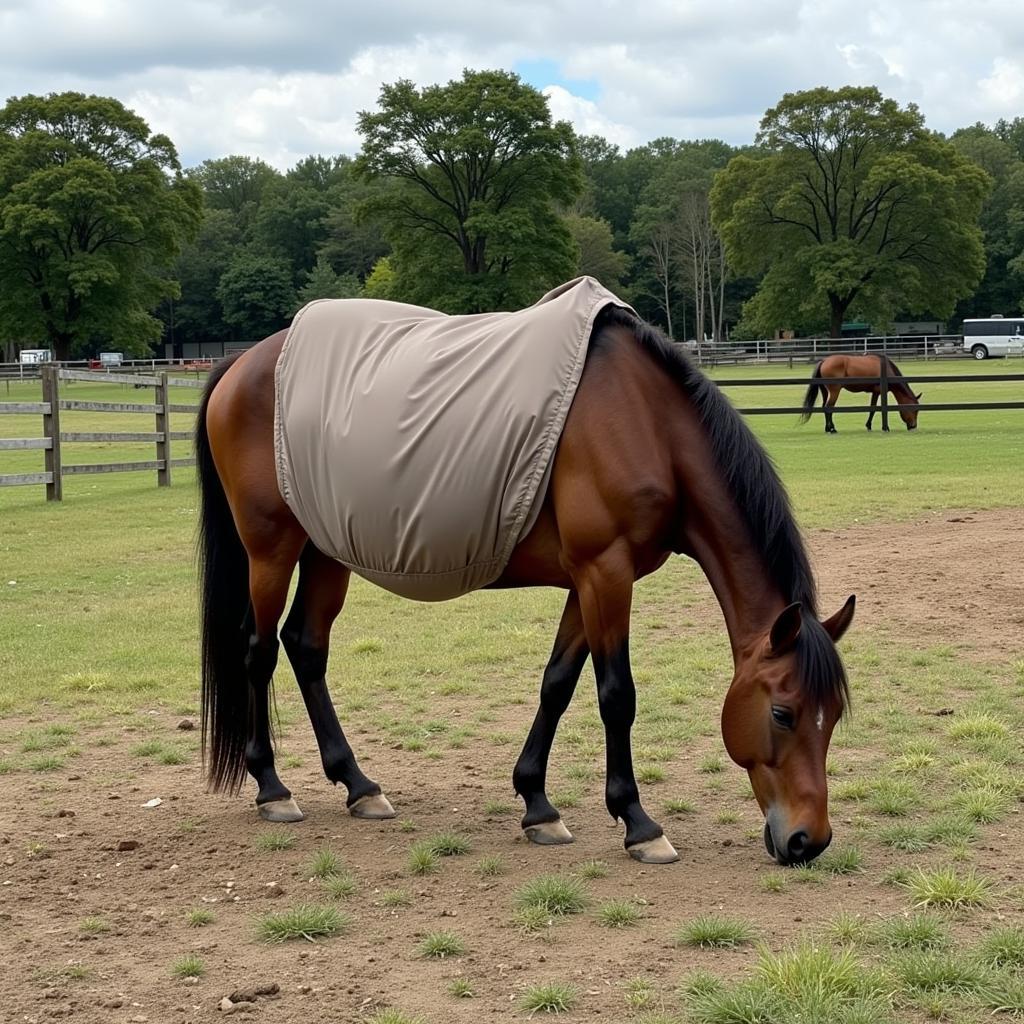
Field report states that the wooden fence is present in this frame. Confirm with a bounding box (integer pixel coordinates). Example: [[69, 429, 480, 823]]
[[1, 366, 1021, 502], [0, 366, 202, 501]]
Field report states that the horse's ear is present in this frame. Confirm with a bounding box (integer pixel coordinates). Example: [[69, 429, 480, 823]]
[[915, 391, 923, 401], [821, 595, 856, 643], [769, 602, 803, 655]]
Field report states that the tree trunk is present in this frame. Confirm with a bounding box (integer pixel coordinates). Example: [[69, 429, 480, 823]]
[[828, 293, 851, 339]]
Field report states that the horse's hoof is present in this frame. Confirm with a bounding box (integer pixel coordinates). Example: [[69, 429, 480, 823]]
[[257, 797, 304, 823], [524, 819, 574, 845], [627, 835, 679, 864], [349, 793, 396, 819]]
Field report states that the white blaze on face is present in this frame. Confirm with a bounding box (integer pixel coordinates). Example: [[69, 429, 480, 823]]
[[815, 706, 825, 732]]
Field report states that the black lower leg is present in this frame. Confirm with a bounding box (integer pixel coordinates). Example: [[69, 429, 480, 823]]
[[513, 626, 589, 830], [282, 631, 380, 806], [594, 643, 663, 848], [866, 393, 877, 430], [245, 634, 291, 806]]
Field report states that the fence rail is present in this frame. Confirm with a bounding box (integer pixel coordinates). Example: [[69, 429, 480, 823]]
[[0, 366, 202, 500], [1, 365, 1021, 501]]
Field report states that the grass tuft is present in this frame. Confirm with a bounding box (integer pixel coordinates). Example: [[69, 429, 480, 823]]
[[448, 978, 474, 998], [892, 948, 986, 995], [873, 913, 948, 950], [323, 872, 357, 900], [380, 889, 411, 909], [813, 845, 864, 875], [255, 830, 295, 852], [975, 925, 1024, 969], [171, 954, 205, 979], [596, 899, 642, 928], [576, 859, 608, 880], [902, 866, 993, 909], [185, 908, 214, 928], [519, 982, 577, 1014], [687, 942, 892, 1023], [307, 847, 341, 879], [407, 841, 440, 875], [475, 855, 505, 877], [427, 831, 471, 856], [256, 903, 351, 942], [514, 874, 588, 917], [676, 914, 755, 949], [419, 930, 465, 958]]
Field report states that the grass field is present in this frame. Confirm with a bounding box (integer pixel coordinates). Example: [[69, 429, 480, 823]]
[[0, 357, 1022, 1021]]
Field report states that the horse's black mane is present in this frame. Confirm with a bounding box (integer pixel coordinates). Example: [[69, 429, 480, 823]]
[[594, 306, 849, 712], [881, 355, 916, 401]]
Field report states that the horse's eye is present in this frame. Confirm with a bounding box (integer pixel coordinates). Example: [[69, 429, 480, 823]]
[[771, 706, 795, 730]]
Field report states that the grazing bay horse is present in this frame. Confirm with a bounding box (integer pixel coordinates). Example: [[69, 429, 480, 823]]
[[801, 353, 922, 433], [196, 300, 855, 866]]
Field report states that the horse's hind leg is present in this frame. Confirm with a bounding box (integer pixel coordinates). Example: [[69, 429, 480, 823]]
[[866, 392, 878, 430], [281, 545, 394, 819], [824, 386, 840, 433], [245, 531, 307, 822], [513, 592, 589, 845]]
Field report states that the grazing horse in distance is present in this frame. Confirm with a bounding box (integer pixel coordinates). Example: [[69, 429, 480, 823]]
[[196, 280, 855, 867], [801, 353, 922, 433]]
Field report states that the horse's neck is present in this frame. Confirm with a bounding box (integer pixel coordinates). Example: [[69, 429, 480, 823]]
[[669, 411, 788, 657]]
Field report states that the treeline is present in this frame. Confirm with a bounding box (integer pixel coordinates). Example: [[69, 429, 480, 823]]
[[2, 80, 1023, 361]]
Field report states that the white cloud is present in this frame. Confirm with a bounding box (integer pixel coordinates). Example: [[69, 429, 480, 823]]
[[0, 0, 1021, 170]]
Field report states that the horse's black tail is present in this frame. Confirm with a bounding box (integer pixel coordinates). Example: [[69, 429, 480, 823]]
[[800, 361, 824, 423], [196, 355, 251, 794]]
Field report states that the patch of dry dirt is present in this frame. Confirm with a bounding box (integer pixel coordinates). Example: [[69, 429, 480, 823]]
[[1, 508, 1021, 1023]]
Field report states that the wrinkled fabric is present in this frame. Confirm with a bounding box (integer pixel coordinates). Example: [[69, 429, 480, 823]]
[[274, 276, 633, 600]]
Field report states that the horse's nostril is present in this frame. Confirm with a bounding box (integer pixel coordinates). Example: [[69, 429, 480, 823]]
[[787, 830, 809, 861]]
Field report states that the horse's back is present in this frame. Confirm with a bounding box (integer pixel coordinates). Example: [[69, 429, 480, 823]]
[[274, 280, 630, 600]]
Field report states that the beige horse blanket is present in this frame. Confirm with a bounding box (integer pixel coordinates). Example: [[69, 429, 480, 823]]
[[274, 276, 632, 601]]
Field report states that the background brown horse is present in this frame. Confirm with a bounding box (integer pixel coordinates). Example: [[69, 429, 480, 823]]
[[800, 353, 922, 432], [196, 304, 855, 866]]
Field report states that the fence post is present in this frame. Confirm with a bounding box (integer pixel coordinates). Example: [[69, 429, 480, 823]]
[[879, 355, 889, 433], [41, 365, 63, 501], [156, 372, 171, 487]]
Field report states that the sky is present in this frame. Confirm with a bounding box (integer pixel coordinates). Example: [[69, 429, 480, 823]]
[[2, 0, 1022, 171]]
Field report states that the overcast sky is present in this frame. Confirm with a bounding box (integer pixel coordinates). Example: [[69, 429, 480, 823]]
[[2, 1, 1022, 170]]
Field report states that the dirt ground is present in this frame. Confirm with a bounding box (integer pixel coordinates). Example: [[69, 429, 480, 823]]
[[2, 508, 1021, 1024]]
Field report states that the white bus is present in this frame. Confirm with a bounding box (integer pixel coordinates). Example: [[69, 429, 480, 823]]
[[962, 316, 1024, 360]]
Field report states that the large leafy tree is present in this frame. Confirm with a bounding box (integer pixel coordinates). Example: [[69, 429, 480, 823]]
[[216, 249, 296, 341], [356, 69, 582, 312], [711, 86, 990, 337], [951, 124, 1024, 319], [0, 92, 202, 359]]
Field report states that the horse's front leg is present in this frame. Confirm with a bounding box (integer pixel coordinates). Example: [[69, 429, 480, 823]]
[[572, 546, 678, 864], [866, 392, 878, 430], [513, 592, 589, 845]]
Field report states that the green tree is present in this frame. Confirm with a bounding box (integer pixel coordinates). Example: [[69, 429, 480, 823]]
[[951, 123, 1024, 319], [0, 92, 201, 359], [711, 86, 990, 337], [186, 155, 280, 230], [216, 249, 296, 341], [564, 213, 629, 293], [164, 207, 242, 349], [297, 254, 361, 305], [356, 69, 582, 312], [362, 256, 397, 300]]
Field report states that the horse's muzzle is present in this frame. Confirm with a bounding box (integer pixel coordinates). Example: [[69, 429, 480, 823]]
[[763, 819, 831, 866]]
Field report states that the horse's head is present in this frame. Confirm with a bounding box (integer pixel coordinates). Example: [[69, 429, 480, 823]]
[[721, 596, 855, 865], [900, 391, 922, 430]]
